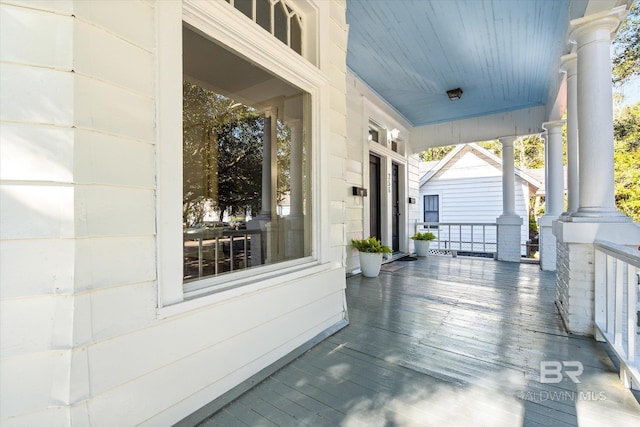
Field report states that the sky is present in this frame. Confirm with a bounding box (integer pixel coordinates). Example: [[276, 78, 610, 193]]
[[617, 75, 640, 106]]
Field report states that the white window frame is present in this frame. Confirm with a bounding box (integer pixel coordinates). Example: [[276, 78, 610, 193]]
[[155, 0, 329, 315], [423, 194, 440, 223], [225, 0, 307, 57]]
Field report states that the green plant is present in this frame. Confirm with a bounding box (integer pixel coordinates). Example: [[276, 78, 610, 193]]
[[351, 237, 392, 254], [410, 231, 436, 241]]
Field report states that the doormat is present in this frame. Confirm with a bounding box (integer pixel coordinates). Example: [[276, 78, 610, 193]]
[[396, 256, 417, 261], [380, 263, 404, 272]]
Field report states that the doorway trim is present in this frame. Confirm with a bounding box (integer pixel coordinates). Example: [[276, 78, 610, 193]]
[[366, 122, 408, 255]]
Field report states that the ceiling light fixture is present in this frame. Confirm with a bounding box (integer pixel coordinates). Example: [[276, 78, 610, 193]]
[[446, 88, 463, 101]]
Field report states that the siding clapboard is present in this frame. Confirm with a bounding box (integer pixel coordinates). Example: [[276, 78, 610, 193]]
[[0, 1, 349, 425], [419, 147, 532, 254]]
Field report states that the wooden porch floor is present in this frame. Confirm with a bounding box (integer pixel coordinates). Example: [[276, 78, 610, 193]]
[[195, 256, 640, 426]]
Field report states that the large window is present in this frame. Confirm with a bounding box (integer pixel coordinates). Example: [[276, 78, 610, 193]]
[[182, 25, 311, 283]]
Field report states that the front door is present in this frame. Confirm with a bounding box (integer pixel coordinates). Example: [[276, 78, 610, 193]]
[[392, 162, 400, 252], [369, 154, 381, 240]]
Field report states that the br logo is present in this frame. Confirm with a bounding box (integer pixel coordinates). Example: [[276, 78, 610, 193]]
[[540, 361, 584, 384]]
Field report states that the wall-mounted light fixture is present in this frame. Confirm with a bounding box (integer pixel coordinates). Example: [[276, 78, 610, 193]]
[[446, 88, 463, 101], [352, 186, 368, 197], [408, 197, 416, 204]]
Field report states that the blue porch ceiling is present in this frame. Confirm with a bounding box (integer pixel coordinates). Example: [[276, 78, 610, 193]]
[[346, 0, 589, 127]]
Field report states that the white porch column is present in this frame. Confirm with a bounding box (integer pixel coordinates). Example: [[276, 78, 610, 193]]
[[247, 112, 277, 266], [571, 9, 627, 221], [260, 113, 275, 219], [497, 136, 523, 262], [560, 54, 578, 216], [501, 137, 516, 216], [553, 7, 638, 336], [543, 121, 565, 217], [538, 121, 565, 271], [285, 118, 305, 258]]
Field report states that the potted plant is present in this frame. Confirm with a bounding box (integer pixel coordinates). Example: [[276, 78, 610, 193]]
[[351, 237, 392, 277], [411, 231, 436, 257]]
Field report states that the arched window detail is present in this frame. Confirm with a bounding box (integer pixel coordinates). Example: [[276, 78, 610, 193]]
[[226, 0, 304, 55]]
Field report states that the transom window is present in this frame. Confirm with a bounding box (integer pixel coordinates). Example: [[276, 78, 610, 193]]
[[182, 25, 311, 284], [368, 128, 379, 143], [225, 0, 303, 55]]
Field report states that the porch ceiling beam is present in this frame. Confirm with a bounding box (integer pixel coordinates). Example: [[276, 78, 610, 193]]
[[409, 105, 546, 151]]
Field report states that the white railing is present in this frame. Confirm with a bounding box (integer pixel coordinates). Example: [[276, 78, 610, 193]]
[[594, 240, 640, 390], [183, 228, 262, 281], [415, 222, 497, 256]]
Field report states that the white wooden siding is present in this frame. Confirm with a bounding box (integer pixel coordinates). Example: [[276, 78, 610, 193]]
[[0, 1, 348, 425], [1, 2, 78, 424], [344, 80, 367, 272], [345, 73, 414, 273], [420, 149, 531, 255]]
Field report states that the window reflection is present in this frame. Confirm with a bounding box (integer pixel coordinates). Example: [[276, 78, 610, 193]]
[[182, 26, 311, 283]]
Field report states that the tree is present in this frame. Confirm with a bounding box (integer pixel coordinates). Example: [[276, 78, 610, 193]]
[[612, 1, 639, 85], [519, 135, 546, 169], [183, 81, 264, 225], [419, 146, 454, 161], [182, 81, 299, 225], [419, 137, 547, 169], [215, 117, 264, 220], [613, 102, 640, 221], [614, 102, 640, 151], [477, 140, 502, 158], [614, 148, 640, 221]]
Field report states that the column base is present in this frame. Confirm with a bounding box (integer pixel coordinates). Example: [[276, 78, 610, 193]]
[[247, 217, 271, 266], [538, 215, 558, 271], [496, 215, 522, 262], [568, 207, 632, 222], [553, 217, 640, 336], [284, 215, 304, 258]]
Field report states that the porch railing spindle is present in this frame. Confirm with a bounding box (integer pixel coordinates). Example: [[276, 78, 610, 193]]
[[593, 240, 640, 391]]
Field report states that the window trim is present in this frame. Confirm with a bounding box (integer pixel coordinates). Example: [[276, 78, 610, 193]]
[[423, 194, 440, 223], [155, 0, 328, 313], [224, 0, 306, 56]]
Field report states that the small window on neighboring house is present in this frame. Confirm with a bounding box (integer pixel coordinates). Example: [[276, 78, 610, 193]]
[[391, 140, 398, 152], [423, 195, 439, 223]]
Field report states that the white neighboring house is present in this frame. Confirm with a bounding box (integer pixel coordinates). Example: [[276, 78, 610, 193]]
[[418, 143, 541, 256]]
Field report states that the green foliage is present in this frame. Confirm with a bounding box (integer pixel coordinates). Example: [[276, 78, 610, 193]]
[[410, 231, 436, 241], [612, 2, 640, 85], [351, 237, 392, 254], [614, 147, 640, 221], [529, 215, 538, 233], [477, 140, 502, 157], [519, 135, 547, 168], [614, 102, 640, 221], [419, 146, 454, 161], [420, 137, 549, 170], [614, 103, 640, 152], [183, 81, 264, 225], [182, 81, 296, 226], [215, 117, 264, 219]]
